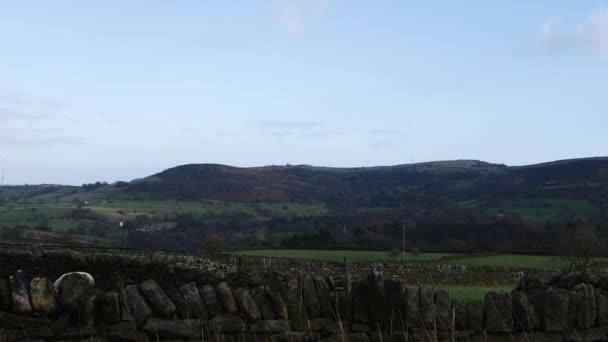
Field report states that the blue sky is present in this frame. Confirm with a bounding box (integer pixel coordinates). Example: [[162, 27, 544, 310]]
[[1, 1, 607, 185]]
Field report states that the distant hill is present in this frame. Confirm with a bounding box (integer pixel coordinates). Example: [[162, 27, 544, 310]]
[[124, 157, 608, 214], [1, 157, 607, 252]]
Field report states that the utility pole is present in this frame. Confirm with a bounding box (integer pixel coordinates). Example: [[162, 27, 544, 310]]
[[1, 158, 5, 186], [401, 223, 406, 265]]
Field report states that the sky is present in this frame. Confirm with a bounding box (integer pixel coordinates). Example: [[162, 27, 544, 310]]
[[1, 1, 607, 185]]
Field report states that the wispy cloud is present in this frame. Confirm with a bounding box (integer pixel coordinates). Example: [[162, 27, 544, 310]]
[[300, 130, 341, 138], [370, 140, 393, 149], [0, 126, 85, 148], [537, 8, 608, 59], [253, 119, 322, 129], [276, 0, 329, 38], [368, 128, 407, 137]]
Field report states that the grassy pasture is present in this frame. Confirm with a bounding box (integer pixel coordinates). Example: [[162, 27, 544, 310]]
[[436, 285, 513, 303], [235, 249, 451, 263]]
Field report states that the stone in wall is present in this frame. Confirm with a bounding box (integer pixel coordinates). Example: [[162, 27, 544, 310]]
[[252, 285, 276, 320], [383, 278, 403, 330], [512, 290, 539, 332], [569, 283, 596, 330], [123, 284, 152, 324], [284, 277, 309, 329], [529, 287, 569, 332], [216, 281, 238, 314], [484, 291, 513, 333], [314, 276, 332, 318], [29, 277, 57, 315], [54, 272, 94, 311], [179, 282, 208, 320], [140, 279, 176, 319], [200, 284, 223, 318], [265, 285, 288, 320], [453, 299, 466, 331], [303, 277, 322, 319], [596, 288, 608, 326], [465, 300, 484, 332], [334, 290, 352, 323], [434, 290, 451, 332], [351, 280, 369, 324], [235, 288, 261, 322], [365, 270, 387, 329], [419, 284, 435, 329], [404, 285, 420, 328], [143, 317, 202, 340], [10, 270, 32, 314], [165, 284, 190, 319], [100, 291, 121, 323], [0, 278, 10, 311]]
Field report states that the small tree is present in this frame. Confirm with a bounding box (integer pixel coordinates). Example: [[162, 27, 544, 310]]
[[201, 235, 224, 255], [558, 225, 603, 271]]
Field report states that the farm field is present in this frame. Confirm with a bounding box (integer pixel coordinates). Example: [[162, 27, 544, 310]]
[[235, 249, 452, 263], [236, 249, 596, 270], [435, 285, 513, 303]]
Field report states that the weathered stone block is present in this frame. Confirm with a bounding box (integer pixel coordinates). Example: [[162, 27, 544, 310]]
[[453, 299, 467, 331], [179, 282, 207, 320], [564, 326, 608, 342], [283, 278, 308, 329], [435, 289, 451, 332], [165, 284, 189, 319], [10, 270, 32, 314], [307, 317, 332, 332], [351, 280, 368, 323], [484, 291, 513, 333], [0, 279, 10, 311], [335, 290, 352, 322], [29, 277, 57, 315], [319, 333, 369, 342], [234, 288, 261, 322], [209, 315, 245, 333], [512, 290, 538, 332], [596, 288, 608, 326], [251, 286, 275, 320], [0, 311, 52, 328], [302, 277, 321, 319], [404, 285, 420, 328], [249, 319, 290, 333], [140, 279, 175, 318], [200, 284, 223, 318], [216, 282, 238, 314], [530, 287, 569, 332], [569, 283, 596, 330], [265, 285, 288, 320], [383, 278, 403, 330], [419, 284, 435, 328], [143, 317, 201, 339], [314, 276, 332, 318], [365, 270, 386, 328], [122, 284, 152, 324], [106, 321, 141, 341], [53, 272, 94, 311], [101, 291, 121, 323], [465, 300, 484, 332]]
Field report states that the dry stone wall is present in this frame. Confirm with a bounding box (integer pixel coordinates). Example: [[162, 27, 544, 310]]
[[1, 267, 608, 342]]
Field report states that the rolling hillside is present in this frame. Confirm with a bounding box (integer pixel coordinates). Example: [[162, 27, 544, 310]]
[[1, 157, 607, 251]]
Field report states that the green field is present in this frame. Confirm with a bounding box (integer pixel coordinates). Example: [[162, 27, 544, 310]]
[[436, 285, 513, 303], [236, 249, 452, 263], [235, 249, 596, 270]]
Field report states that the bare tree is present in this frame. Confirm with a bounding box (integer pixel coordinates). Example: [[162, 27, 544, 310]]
[[558, 224, 603, 271]]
